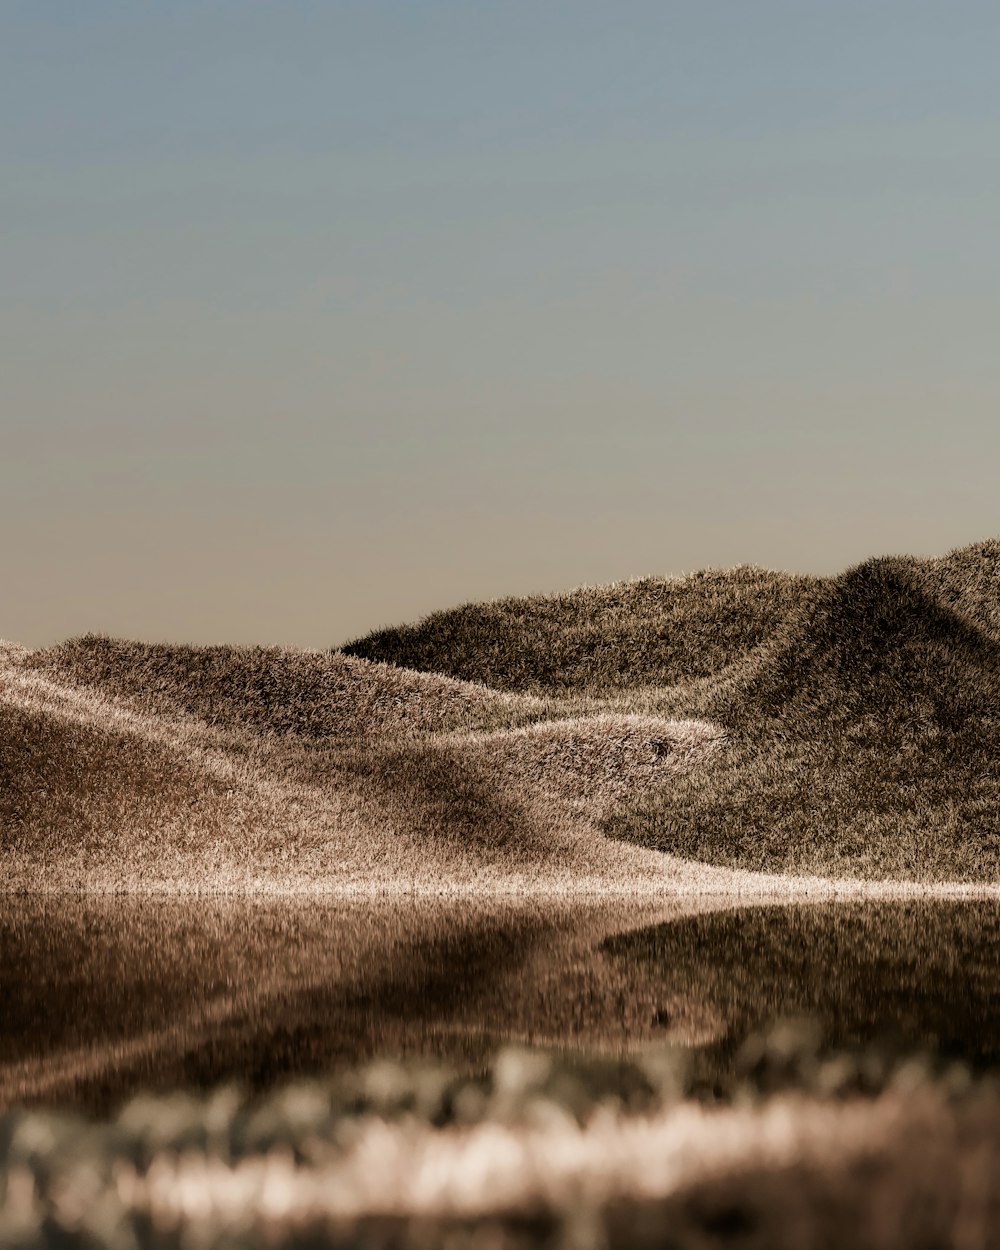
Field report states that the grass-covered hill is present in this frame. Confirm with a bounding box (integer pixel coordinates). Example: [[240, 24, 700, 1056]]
[[342, 539, 1000, 884], [1, 635, 724, 893], [606, 546, 1000, 883], [3, 538, 998, 890], [341, 566, 820, 693]]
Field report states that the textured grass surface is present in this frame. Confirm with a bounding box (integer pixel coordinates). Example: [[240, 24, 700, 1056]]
[[3, 538, 999, 887], [345, 538, 1000, 883], [342, 565, 820, 694], [605, 547, 1000, 881], [1, 641, 725, 892]]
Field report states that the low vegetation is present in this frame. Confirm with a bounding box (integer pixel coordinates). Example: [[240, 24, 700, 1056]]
[[2, 1037, 998, 1249], [606, 546, 1000, 881], [1, 634, 724, 892], [342, 565, 820, 693]]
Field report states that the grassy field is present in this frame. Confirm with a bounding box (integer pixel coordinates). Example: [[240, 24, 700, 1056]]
[[342, 565, 821, 693], [2, 538, 998, 888], [1, 638, 726, 892]]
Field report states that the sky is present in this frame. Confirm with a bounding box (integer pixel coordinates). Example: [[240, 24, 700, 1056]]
[[3, 1, 999, 648]]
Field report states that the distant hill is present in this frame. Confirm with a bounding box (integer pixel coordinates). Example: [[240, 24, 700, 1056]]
[[343, 539, 1000, 883], [716, 554, 1000, 728], [29, 635, 514, 739], [340, 566, 820, 694]]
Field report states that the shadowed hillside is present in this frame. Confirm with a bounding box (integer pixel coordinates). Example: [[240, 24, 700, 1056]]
[[605, 545, 1000, 882], [920, 537, 1000, 640], [341, 566, 819, 693], [340, 539, 1000, 884], [715, 555, 1000, 728]]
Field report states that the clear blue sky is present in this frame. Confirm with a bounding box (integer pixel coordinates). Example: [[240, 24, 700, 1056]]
[[3, 2, 999, 646]]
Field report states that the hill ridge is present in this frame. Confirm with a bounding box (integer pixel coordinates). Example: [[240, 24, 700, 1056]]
[[340, 564, 821, 694]]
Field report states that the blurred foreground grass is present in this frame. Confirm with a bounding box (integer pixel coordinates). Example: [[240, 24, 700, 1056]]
[[2, 1026, 999, 1249]]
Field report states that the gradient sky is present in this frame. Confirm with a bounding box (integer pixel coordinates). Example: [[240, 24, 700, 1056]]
[[3, 2, 999, 648]]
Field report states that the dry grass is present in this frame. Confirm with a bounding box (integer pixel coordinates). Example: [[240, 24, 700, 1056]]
[[342, 564, 820, 693], [344, 538, 1000, 885], [3, 537, 999, 889], [606, 546, 1000, 882], [4, 545, 999, 1247], [1, 637, 729, 893]]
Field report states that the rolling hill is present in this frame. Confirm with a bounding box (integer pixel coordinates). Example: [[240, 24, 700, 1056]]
[[344, 539, 1000, 884], [2, 538, 998, 890], [1, 636, 726, 893], [341, 565, 820, 693]]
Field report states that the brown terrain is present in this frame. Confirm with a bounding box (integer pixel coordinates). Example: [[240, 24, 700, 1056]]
[[3, 539, 1000, 892]]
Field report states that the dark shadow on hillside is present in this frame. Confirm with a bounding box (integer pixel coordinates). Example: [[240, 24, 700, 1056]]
[[716, 556, 1000, 728], [337, 739, 554, 864]]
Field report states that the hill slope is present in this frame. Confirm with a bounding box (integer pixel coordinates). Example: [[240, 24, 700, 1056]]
[[605, 545, 1000, 881], [340, 566, 820, 694], [1, 639, 725, 893]]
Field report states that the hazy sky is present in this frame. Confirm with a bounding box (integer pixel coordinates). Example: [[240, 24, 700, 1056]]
[[4, 2, 999, 648]]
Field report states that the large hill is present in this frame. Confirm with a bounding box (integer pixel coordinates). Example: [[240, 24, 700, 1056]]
[[343, 539, 1000, 884], [606, 545, 1000, 882], [341, 566, 820, 693]]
